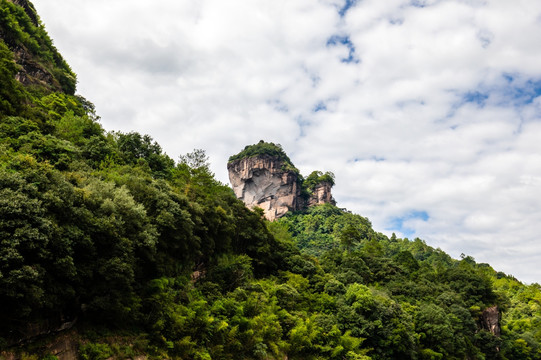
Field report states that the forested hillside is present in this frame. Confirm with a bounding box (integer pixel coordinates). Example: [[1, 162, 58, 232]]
[[2, 1, 541, 359]]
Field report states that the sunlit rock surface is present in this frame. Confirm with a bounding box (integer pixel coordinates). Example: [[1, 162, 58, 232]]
[[228, 155, 302, 221]]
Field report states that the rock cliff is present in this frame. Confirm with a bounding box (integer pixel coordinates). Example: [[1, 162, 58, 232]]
[[227, 141, 335, 221], [481, 305, 501, 337], [228, 155, 302, 221], [308, 182, 336, 207]]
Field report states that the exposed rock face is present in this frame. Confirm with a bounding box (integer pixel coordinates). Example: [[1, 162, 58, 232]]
[[13, 45, 61, 91], [3, 0, 73, 93], [228, 155, 302, 221], [481, 305, 501, 337], [46, 330, 79, 360], [308, 182, 336, 207]]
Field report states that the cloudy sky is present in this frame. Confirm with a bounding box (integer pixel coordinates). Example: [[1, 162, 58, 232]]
[[31, 0, 541, 283]]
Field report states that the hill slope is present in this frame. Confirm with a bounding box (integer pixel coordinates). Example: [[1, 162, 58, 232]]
[[1, 1, 541, 359]]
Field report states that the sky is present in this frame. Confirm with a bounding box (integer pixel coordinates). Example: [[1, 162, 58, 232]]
[[31, 0, 541, 284]]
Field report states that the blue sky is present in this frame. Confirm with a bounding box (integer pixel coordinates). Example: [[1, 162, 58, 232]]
[[388, 211, 430, 238], [32, 0, 541, 284]]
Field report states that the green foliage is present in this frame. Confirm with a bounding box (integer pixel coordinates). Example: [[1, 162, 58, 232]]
[[276, 203, 541, 359], [340, 224, 362, 252], [0, 40, 27, 116], [0, 169, 51, 317], [114, 131, 174, 178], [304, 170, 335, 191], [228, 140, 299, 173], [0, 0, 76, 94], [79, 343, 114, 360], [3, 2, 541, 359], [278, 204, 373, 256]]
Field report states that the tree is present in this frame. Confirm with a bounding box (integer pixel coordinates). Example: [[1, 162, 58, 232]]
[[304, 170, 335, 191], [416, 303, 455, 356], [178, 148, 210, 170], [0, 40, 26, 116], [339, 224, 362, 253], [115, 131, 174, 178]]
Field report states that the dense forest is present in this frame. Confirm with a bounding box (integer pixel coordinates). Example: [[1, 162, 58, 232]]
[[2, 1, 541, 359]]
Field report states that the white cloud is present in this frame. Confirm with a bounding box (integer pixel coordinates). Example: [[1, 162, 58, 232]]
[[32, 0, 541, 283]]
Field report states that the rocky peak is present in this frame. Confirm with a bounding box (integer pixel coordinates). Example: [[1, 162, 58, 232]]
[[227, 141, 335, 221], [228, 155, 302, 221]]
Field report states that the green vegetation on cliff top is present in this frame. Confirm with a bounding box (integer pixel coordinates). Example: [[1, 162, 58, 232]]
[[228, 141, 336, 195], [2, 2, 541, 359], [228, 140, 299, 173], [304, 170, 335, 190]]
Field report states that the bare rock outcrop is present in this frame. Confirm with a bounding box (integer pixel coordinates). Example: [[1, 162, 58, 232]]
[[308, 182, 336, 207], [481, 305, 501, 337], [46, 329, 79, 360], [228, 155, 302, 221], [228, 142, 336, 220], [13, 45, 60, 91]]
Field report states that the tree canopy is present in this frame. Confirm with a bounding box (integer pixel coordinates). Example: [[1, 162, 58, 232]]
[[228, 140, 299, 174]]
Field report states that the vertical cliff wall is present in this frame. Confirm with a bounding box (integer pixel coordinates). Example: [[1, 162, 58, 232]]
[[308, 182, 336, 207], [227, 142, 336, 220], [481, 306, 501, 337], [227, 155, 302, 221]]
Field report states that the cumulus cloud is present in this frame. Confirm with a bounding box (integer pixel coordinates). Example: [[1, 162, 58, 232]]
[[32, 0, 541, 283]]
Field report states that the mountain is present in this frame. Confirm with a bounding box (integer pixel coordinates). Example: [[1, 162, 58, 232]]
[[227, 140, 335, 221], [2, 1, 541, 359]]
